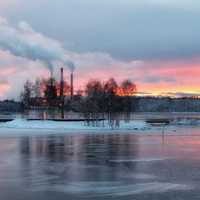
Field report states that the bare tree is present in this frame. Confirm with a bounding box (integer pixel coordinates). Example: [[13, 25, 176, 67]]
[[120, 79, 137, 96], [20, 80, 33, 108], [103, 78, 119, 127], [120, 80, 137, 121], [83, 79, 104, 126], [44, 78, 57, 107], [33, 78, 42, 98]]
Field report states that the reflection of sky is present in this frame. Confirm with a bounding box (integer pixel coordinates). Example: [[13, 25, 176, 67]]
[[19, 135, 139, 183], [0, 134, 199, 198]]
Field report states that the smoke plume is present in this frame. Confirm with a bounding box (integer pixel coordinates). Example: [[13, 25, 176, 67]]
[[0, 17, 75, 73]]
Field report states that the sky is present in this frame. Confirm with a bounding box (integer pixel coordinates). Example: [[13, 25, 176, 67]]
[[0, 0, 200, 99]]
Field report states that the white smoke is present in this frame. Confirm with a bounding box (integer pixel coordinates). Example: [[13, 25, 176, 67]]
[[64, 60, 75, 72], [0, 17, 75, 73]]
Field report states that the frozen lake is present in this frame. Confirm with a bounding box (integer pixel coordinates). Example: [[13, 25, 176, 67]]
[[0, 129, 200, 199]]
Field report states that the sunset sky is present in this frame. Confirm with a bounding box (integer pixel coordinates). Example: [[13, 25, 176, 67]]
[[0, 0, 200, 99]]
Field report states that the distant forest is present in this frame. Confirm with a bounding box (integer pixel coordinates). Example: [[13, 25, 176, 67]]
[[2, 97, 200, 113]]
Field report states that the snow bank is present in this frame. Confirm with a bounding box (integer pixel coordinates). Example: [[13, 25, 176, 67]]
[[0, 119, 149, 132]]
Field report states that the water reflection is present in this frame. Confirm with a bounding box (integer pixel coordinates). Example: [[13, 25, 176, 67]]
[[19, 134, 139, 187], [1, 134, 200, 199]]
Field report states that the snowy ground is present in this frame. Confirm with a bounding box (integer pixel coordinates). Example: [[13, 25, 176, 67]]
[[0, 119, 151, 136], [0, 117, 200, 136], [0, 119, 149, 131]]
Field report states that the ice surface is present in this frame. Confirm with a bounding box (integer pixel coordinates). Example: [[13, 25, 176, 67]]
[[109, 157, 172, 163], [172, 119, 200, 125], [31, 181, 191, 196]]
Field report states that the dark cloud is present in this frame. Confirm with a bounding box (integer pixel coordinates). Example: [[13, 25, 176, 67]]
[[3, 0, 200, 61], [142, 76, 176, 83]]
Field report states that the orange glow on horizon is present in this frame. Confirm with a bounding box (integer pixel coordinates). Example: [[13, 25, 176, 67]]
[[1, 58, 200, 99], [115, 85, 137, 97], [0, 83, 10, 98]]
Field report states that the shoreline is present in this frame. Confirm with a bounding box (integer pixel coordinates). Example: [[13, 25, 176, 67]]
[[0, 125, 200, 137]]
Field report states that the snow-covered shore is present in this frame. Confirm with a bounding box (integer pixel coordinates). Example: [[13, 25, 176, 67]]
[[0, 118, 200, 136], [0, 119, 150, 135], [0, 119, 149, 130]]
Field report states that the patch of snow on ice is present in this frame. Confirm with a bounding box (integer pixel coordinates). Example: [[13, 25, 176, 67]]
[[0, 119, 149, 131]]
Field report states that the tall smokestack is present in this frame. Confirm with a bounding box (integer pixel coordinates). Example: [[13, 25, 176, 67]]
[[50, 70, 53, 79], [60, 67, 64, 98], [50, 70, 54, 88], [60, 67, 65, 119], [70, 72, 74, 99]]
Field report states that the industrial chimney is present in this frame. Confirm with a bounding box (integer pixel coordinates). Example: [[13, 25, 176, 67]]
[[60, 67, 65, 119], [49, 70, 54, 91], [70, 72, 74, 100], [60, 67, 64, 98]]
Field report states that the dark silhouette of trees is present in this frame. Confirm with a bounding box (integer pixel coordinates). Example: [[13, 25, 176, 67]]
[[103, 78, 119, 112], [81, 78, 137, 127], [44, 78, 58, 106], [44, 78, 57, 99], [82, 80, 104, 126], [21, 77, 71, 108], [20, 80, 33, 108], [120, 79, 137, 96], [20, 76, 137, 125], [55, 81, 71, 97], [103, 78, 120, 127], [33, 78, 42, 98], [120, 80, 137, 120]]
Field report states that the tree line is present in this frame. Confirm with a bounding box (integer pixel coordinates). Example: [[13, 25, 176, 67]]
[[20, 77, 71, 108], [81, 78, 137, 127], [20, 77, 137, 126]]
